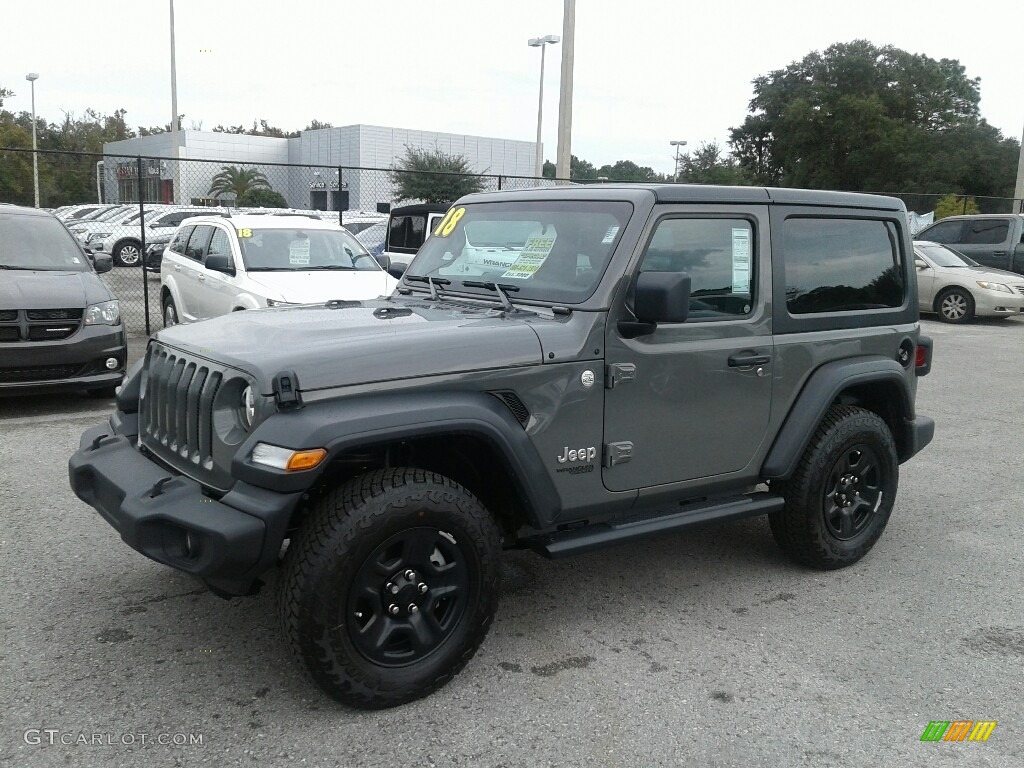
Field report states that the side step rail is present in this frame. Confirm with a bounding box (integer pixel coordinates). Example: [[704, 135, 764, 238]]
[[535, 493, 785, 559]]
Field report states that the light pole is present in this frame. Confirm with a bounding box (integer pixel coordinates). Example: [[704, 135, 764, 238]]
[[670, 140, 687, 183], [555, 0, 575, 180], [1014, 121, 1024, 215], [528, 34, 559, 180], [169, 0, 180, 203], [25, 72, 39, 207]]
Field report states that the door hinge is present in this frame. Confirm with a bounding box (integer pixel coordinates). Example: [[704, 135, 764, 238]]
[[605, 363, 637, 389], [603, 441, 634, 467]]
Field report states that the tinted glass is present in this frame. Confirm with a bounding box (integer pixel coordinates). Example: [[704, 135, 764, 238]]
[[238, 227, 379, 271], [920, 220, 963, 244], [388, 214, 427, 252], [409, 201, 633, 303], [640, 218, 755, 319], [169, 225, 194, 254], [184, 226, 213, 260], [206, 229, 233, 264], [0, 213, 90, 272], [963, 219, 1009, 245], [784, 218, 904, 314]]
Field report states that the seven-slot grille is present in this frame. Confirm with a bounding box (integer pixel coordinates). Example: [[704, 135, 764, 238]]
[[0, 308, 83, 342], [140, 345, 223, 473]]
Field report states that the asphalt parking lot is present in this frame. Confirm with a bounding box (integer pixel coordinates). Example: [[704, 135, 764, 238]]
[[1, 317, 1022, 768]]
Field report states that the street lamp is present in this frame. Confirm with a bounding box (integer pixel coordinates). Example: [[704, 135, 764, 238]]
[[528, 34, 560, 180], [25, 72, 40, 207], [670, 140, 687, 183]]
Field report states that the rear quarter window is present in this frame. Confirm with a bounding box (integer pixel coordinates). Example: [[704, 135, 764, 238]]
[[783, 218, 904, 314]]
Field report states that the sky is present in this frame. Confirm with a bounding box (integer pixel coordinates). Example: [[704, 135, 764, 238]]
[[2, 0, 1022, 176]]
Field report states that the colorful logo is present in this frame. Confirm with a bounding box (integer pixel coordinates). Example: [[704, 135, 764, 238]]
[[920, 721, 997, 742]]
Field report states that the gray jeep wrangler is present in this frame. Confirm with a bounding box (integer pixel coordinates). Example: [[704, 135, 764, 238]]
[[69, 184, 934, 709]]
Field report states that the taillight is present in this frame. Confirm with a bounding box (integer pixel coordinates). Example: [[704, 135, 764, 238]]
[[915, 345, 927, 368], [915, 336, 933, 376]]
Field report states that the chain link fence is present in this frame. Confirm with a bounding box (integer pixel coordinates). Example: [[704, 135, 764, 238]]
[[2, 146, 1021, 337]]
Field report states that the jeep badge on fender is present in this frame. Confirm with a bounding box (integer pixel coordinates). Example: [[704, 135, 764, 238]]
[[69, 183, 934, 710]]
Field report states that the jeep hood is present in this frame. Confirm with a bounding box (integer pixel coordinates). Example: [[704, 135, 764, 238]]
[[154, 299, 544, 392]]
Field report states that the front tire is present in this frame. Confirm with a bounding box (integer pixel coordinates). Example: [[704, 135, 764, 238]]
[[279, 468, 502, 709], [162, 295, 178, 328], [113, 240, 142, 267], [936, 287, 974, 323], [770, 405, 898, 570]]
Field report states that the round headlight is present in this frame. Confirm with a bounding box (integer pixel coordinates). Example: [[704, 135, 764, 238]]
[[241, 386, 255, 429]]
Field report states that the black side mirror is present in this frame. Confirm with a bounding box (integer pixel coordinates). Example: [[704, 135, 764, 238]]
[[387, 262, 407, 279], [634, 271, 691, 323], [204, 253, 235, 275], [92, 254, 114, 274], [374, 253, 391, 270]]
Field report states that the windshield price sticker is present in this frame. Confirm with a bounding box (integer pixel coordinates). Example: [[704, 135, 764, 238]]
[[731, 227, 751, 293], [501, 235, 556, 280], [289, 238, 311, 265], [433, 207, 466, 237], [237, 228, 252, 238]]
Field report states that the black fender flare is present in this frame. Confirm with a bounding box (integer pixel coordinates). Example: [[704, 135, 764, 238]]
[[761, 356, 913, 480], [231, 391, 559, 528]]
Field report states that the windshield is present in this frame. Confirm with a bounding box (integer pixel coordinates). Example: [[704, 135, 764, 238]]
[[93, 207, 131, 222], [917, 243, 972, 268], [406, 201, 633, 303], [0, 214, 90, 271], [238, 227, 381, 272]]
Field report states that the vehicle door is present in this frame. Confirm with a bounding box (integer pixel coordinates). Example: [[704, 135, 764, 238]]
[[958, 218, 1011, 270], [602, 206, 773, 492], [913, 249, 938, 310], [197, 225, 241, 318], [177, 225, 214, 320]]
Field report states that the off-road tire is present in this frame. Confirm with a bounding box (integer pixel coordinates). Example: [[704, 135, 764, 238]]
[[278, 468, 502, 709], [769, 405, 898, 570]]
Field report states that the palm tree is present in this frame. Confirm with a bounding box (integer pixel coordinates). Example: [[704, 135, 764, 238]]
[[207, 166, 271, 201]]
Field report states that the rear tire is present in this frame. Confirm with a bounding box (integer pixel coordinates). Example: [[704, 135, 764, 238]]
[[279, 468, 501, 709], [770, 405, 898, 570]]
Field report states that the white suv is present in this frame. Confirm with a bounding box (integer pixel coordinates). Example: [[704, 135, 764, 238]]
[[159, 214, 398, 327]]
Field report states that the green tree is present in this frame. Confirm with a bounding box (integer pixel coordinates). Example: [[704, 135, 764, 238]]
[[676, 142, 752, 186], [208, 166, 271, 200], [389, 146, 485, 204], [933, 194, 979, 219], [728, 40, 1019, 196], [542, 155, 597, 180], [237, 187, 288, 208], [596, 160, 661, 182]]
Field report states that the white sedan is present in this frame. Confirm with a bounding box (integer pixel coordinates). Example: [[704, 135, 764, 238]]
[[915, 241, 1024, 323]]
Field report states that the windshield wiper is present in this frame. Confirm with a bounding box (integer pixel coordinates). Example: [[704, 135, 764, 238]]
[[303, 265, 356, 270], [0, 264, 38, 270], [404, 275, 451, 301], [461, 280, 520, 312]]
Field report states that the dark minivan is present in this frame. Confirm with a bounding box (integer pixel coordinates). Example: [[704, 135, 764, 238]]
[[0, 205, 126, 396]]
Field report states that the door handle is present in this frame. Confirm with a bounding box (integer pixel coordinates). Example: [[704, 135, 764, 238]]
[[198, 274, 206, 282], [993, 250, 1007, 256], [728, 353, 771, 367]]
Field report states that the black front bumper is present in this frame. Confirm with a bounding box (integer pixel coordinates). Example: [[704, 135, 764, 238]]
[[69, 421, 301, 596]]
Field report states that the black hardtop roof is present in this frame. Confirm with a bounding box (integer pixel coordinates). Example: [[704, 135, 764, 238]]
[[457, 184, 905, 211]]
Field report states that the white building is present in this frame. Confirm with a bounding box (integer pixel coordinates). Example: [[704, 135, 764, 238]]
[[102, 125, 539, 212]]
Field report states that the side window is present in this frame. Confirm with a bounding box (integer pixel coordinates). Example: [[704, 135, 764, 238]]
[[963, 219, 1009, 245], [205, 228, 234, 266], [921, 220, 963, 244], [639, 218, 755, 319], [783, 218, 904, 315], [169, 225, 195, 254], [184, 226, 213, 261]]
